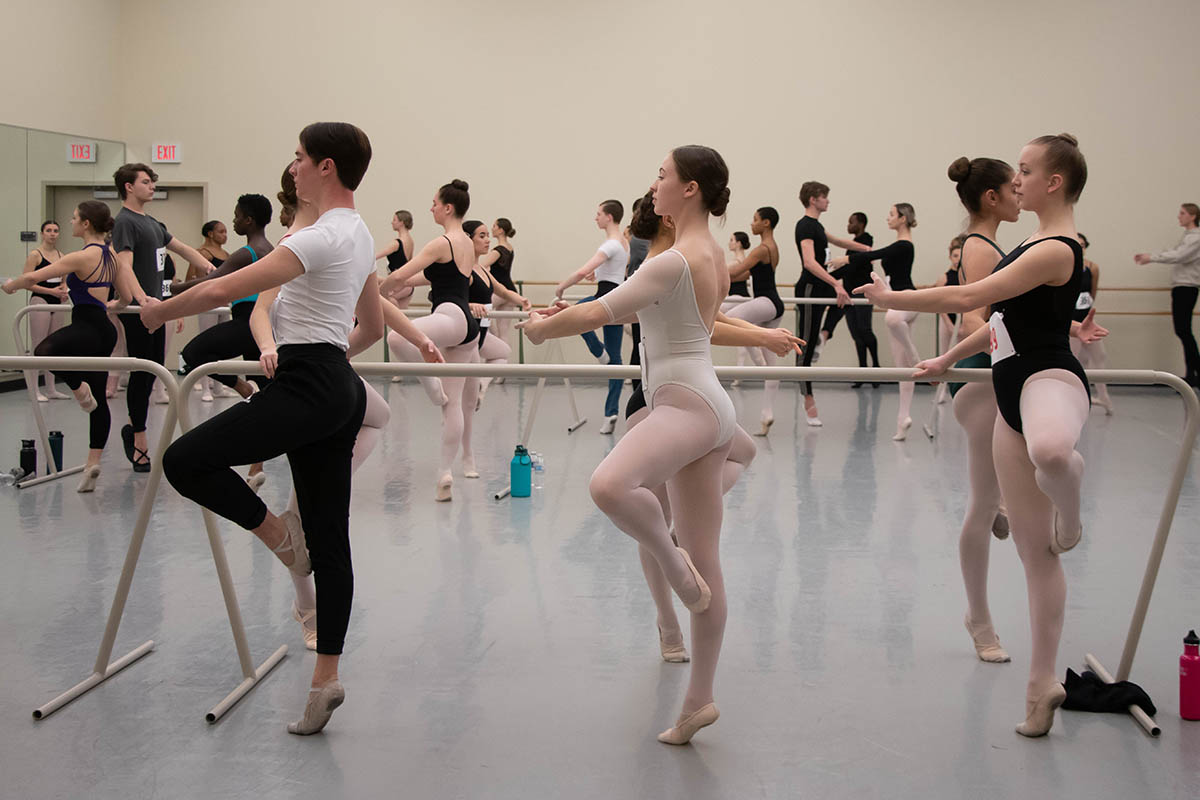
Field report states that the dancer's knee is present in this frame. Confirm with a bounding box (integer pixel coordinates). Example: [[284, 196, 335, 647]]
[[588, 463, 628, 512], [1026, 432, 1076, 476]]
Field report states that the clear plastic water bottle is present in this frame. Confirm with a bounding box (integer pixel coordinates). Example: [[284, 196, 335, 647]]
[[532, 452, 545, 490], [0, 467, 27, 486]]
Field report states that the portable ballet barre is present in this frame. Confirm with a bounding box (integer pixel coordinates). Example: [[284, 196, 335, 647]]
[[10, 303, 232, 488], [0, 355, 177, 721], [8, 354, 1191, 737]]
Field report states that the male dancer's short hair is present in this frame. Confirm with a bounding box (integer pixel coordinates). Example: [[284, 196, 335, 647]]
[[298, 122, 372, 191]]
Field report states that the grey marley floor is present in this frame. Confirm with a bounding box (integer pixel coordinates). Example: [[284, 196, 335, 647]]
[[1, 379, 1198, 800]]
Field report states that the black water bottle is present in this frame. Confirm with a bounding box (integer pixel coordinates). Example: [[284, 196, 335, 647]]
[[19, 439, 37, 477], [48, 431, 64, 471]]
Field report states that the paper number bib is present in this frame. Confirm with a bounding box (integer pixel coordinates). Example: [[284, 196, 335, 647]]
[[989, 311, 1016, 365], [1075, 292, 1094, 312], [480, 303, 492, 329]]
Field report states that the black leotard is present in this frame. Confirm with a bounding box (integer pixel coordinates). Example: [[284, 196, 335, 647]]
[[947, 234, 1006, 399], [31, 250, 63, 304], [386, 240, 409, 273], [850, 239, 915, 291], [944, 267, 960, 324], [490, 246, 517, 292], [989, 236, 1091, 433], [1072, 264, 1094, 323], [749, 244, 784, 318], [729, 278, 750, 297], [468, 268, 494, 350], [425, 235, 480, 346]]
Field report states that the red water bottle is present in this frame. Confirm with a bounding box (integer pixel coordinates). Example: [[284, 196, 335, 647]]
[[1182, 629, 1200, 720]]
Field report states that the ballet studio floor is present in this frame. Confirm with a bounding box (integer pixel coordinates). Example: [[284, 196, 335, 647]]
[[1, 379, 1198, 799]]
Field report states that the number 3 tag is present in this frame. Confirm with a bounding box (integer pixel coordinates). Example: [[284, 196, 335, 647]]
[[989, 311, 1016, 365], [1075, 292, 1094, 311]]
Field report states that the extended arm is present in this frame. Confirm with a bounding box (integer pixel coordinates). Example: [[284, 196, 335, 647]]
[[379, 236, 449, 298], [556, 248, 609, 297], [170, 247, 253, 293], [858, 240, 1075, 314], [1137, 233, 1200, 264], [4, 251, 87, 294], [166, 238, 217, 277]]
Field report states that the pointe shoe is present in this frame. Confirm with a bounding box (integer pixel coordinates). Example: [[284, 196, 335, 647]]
[[287, 681, 345, 735], [435, 473, 453, 502], [36, 392, 48, 403], [76, 464, 101, 493], [463, 459, 480, 479], [675, 546, 711, 614], [1015, 683, 1066, 737], [201, 390, 213, 403], [892, 417, 913, 441], [658, 626, 690, 663], [991, 510, 1011, 541], [274, 509, 312, 575], [964, 615, 1011, 663], [75, 383, 98, 413], [246, 472, 267, 493], [1050, 509, 1082, 555], [657, 703, 719, 745], [292, 601, 317, 651], [756, 415, 774, 437]]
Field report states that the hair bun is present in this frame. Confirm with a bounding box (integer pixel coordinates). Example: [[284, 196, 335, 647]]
[[1057, 132, 1079, 147], [947, 156, 972, 183], [711, 186, 731, 217], [450, 178, 469, 192]]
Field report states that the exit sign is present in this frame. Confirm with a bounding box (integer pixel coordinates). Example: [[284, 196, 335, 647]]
[[67, 141, 97, 163], [151, 143, 183, 163]]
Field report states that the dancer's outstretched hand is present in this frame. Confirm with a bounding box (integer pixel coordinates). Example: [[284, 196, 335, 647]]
[[139, 297, 164, 332], [516, 313, 548, 345], [1076, 307, 1109, 344], [854, 273, 892, 308], [912, 354, 951, 380], [761, 327, 805, 357], [259, 348, 278, 379], [419, 337, 444, 364]]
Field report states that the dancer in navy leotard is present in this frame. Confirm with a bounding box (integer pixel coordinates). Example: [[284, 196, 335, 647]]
[[861, 134, 1108, 738], [4, 202, 135, 492]]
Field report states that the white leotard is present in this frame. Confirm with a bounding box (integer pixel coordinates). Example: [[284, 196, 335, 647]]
[[598, 248, 735, 445]]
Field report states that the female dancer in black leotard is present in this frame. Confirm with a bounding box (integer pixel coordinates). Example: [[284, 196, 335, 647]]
[[932, 236, 965, 405], [725, 207, 784, 435], [831, 203, 918, 439], [21, 220, 69, 401], [862, 134, 1108, 738], [463, 219, 530, 413], [190, 220, 232, 401], [380, 180, 482, 501], [475, 218, 520, 386], [4, 202, 138, 492]]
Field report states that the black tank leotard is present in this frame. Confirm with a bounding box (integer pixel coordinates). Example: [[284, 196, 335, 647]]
[[729, 278, 750, 297], [32, 250, 63, 304], [944, 267, 960, 324], [989, 236, 1091, 433], [386, 240, 409, 273], [490, 246, 517, 292], [1072, 264, 1093, 323], [425, 235, 480, 346], [468, 267, 494, 350], [749, 244, 784, 319]]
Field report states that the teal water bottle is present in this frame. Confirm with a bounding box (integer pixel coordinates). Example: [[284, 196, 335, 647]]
[[510, 445, 532, 497]]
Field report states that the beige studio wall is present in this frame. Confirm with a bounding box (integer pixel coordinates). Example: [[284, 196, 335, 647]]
[[6, 0, 1200, 371]]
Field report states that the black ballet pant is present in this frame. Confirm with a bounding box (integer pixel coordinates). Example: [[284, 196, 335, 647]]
[[119, 314, 165, 434], [35, 304, 118, 449], [823, 303, 879, 368], [1171, 286, 1200, 384], [795, 279, 834, 395], [181, 302, 262, 388], [163, 344, 367, 655]]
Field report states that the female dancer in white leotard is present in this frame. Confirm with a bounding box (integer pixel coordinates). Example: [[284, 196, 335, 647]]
[[620, 191, 802, 665], [380, 180, 482, 501], [521, 145, 740, 745]]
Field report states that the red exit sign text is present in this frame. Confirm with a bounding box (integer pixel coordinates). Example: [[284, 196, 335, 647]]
[[151, 143, 183, 163], [66, 141, 97, 163]]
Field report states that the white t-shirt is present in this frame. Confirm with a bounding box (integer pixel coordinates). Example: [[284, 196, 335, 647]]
[[593, 238, 629, 284], [273, 208, 375, 349]]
